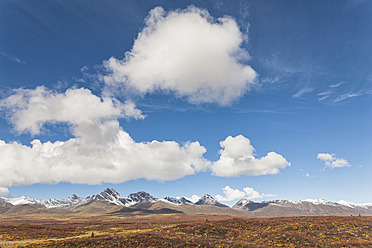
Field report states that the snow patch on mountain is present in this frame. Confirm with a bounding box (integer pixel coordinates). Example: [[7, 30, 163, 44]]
[[300, 199, 335, 205], [3, 188, 371, 214], [195, 194, 227, 207], [338, 200, 372, 209], [1, 196, 39, 205], [91, 188, 158, 207], [162, 197, 193, 205], [40, 194, 87, 208]]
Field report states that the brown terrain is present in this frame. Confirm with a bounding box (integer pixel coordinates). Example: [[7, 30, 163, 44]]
[[0, 209, 371, 247], [1, 190, 372, 247]]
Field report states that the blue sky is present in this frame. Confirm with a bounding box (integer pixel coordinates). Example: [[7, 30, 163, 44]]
[[0, 0, 371, 204]]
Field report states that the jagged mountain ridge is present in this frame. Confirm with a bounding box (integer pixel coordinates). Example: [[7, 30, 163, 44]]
[[0, 188, 225, 209], [1, 188, 372, 216], [40, 194, 87, 208]]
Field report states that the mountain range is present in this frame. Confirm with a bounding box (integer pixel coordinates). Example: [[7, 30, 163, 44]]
[[1, 188, 371, 217]]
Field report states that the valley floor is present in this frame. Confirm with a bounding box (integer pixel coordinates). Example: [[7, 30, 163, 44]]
[[0, 214, 371, 247]]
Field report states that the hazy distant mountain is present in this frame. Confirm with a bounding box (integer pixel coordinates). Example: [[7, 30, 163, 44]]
[[233, 199, 372, 216], [40, 194, 87, 208], [1, 189, 372, 216], [337, 200, 372, 210]]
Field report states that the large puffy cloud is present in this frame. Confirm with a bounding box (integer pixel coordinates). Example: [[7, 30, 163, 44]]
[[0, 86, 144, 135], [215, 186, 245, 201], [0, 129, 209, 186], [0, 87, 289, 187], [103, 6, 257, 105], [215, 186, 275, 202], [211, 135, 290, 177], [317, 153, 351, 168], [0, 87, 210, 186]]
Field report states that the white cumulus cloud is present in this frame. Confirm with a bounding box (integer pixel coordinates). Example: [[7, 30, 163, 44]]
[[185, 195, 201, 203], [211, 135, 290, 177], [0, 87, 210, 186], [0, 127, 210, 186], [215, 186, 275, 202], [103, 6, 257, 105], [0, 87, 289, 187], [0, 187, 11, 197], [0, 86, 144, 135], [317, 153, 351, 168]]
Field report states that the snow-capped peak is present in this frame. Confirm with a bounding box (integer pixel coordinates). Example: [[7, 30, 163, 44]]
[[92, 188, 128, 206], [194, 194, 227, 207], [235, 199, 251, 205], [2, 196, 39, 205], [338, 200, 356, 208], [337, 200, 372, 209], [195, 194, 215, 205], [91, 189, 158, 207], [97, 188, 122, 200]]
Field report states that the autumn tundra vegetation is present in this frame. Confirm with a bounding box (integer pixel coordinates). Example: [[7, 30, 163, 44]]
[[0, 214, 371, 247]]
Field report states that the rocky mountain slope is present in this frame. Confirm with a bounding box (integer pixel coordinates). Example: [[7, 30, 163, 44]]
[[194, 194, 228, 207]]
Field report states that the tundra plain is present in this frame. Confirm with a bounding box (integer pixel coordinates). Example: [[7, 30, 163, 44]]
[[0, 213, 371, 247]]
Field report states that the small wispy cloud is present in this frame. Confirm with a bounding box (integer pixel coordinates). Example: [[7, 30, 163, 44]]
[[0, 51, 25, 64], [317, 90, 332, 101], [239, 0, 250, 19], [317, 81, 368, 103], [329, 82, 344, 88], [333, 91, 364, 102], [304, 173, 315, 178], [293, 88, 313, 98], [318, 91, 331, 96], [261, 54, 302, 75], [346, 0, 366, 10], [227, 107, 292, 115], [261, 76, 280, 84], [318, 95, 330, 101], [214, 0, 224, 9]]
